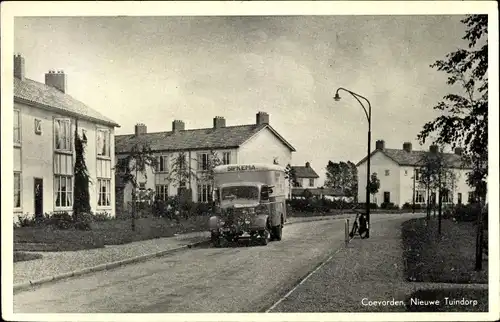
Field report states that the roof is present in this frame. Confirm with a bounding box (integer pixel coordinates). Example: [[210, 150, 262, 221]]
[[214, 163, 285, 173], [291, 165, 319, 178], [14, 77, 120, 127], [115, 124, 296, 154], [356, 148, 472, 169]]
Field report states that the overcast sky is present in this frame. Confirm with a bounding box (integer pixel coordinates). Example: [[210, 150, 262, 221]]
[[15, 15, 469, 185]]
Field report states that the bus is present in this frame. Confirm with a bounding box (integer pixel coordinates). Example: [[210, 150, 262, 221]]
[[208, 163, 287, 246]]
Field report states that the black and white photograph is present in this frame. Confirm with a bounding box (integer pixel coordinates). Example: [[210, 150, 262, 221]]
[[1, 1, 498, 321]]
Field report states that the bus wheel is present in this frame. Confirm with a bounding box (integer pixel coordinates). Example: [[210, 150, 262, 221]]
[[272, 224, 282, 241], [259, 229, 270, 246]]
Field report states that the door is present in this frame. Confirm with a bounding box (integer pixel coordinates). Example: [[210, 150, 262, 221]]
[[458, 193, 462, 205], [383, 191, 390, 204], [34, 178, 43, 217]]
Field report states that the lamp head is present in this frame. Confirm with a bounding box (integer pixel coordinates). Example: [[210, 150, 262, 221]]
[[334, 93, 341, 101]]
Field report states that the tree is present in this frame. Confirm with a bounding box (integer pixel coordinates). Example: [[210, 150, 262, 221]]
[[417, 149, 458, 231], [169, 152, 198, 192], [73, 127, 91, 225], [416, 15, 488, 270], [326, 161, 358, 200], [284, 163, 298, 187], [368, 172, 380, 204], [200, 150, 222, 198], [115, 140, 157, 231]]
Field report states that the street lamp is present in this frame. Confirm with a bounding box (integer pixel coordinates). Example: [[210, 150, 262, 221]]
[[334, 87, 372, 238]]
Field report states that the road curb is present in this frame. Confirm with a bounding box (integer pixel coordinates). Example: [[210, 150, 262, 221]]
[[13, 239, 211, 294]]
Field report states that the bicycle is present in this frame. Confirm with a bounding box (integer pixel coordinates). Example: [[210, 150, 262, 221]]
[[349, 209, 369, 239]]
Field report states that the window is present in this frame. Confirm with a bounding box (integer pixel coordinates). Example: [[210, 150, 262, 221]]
[[416, 190, 425, 203], [14, 172, 21, 208], [54, 119, 72, 151], [55, 175, 73, 208], [97, 179, 111, 207], [197, 184, 212, 203], [157, 155, 168, 172], [156, 184, 169, 201], [97, 159, 112, 207], [309, 178, 314, 187], [139, 182, 146, 190], [457, 193, 462, 205], [404, 170, 408, 176], [415, 169, 421, 181], [197, 153, 209, 171], [96, 129, 110, 157], [385, 170, 390, 176], [14, 110, 21, 144], [442, 190, 452, 203], [468, 192, 475, 203], [222, 152, 231, 165]]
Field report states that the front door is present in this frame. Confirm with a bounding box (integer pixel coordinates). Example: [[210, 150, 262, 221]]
[[34, 178, 43, 217], [383, 191, 390, 203]]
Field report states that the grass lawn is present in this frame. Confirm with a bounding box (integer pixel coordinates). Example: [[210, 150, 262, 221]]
[[13, 251, 43, 263], [405, 288, 488, 312], [14, 215, 209, 251], [402, 217, 488, 284]]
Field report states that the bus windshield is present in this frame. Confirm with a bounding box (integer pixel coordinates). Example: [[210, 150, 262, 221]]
[[221, 186, 259, 201]]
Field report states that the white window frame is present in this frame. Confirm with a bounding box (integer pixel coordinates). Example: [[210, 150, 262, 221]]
[[222, 152, 231, 165], [415, 169, 421, 181], [155, 184, 169, 201], [14, 109, 21, 146], [197, 152, 209, 171], [97, 178, 112, 207], [96, 128, 111, 158], [385, 169, 390, 176], [415, 190, 426, 203], [54, 175, 73, 209], [442, 190, 452, 203], [14, 171, 22, 209], [156, 155, 169, 173], [309, 178, 314, 187], [197, 183, 212, 203]]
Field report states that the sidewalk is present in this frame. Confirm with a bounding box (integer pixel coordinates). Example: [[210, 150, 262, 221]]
[[13, 215, 336, 288], [268, 215, 489, 313]]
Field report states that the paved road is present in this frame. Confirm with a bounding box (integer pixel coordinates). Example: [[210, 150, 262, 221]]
[[13, 214, 413, 313]]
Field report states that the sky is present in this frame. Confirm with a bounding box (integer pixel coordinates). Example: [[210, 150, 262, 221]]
[[14, 15, 469, 186]]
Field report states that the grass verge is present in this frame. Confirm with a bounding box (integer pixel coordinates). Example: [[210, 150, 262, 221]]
[[402, 217, 488, 284], [14, 216, 209, 251], [405, 288, 488, 312], [14, 252, 43, 262]]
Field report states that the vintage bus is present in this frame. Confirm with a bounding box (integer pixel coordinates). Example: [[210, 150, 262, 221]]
[[208, 163, 288, 246]]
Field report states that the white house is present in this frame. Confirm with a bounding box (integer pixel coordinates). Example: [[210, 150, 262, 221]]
[[291, 162, 320, 188], [356, 140, 473, 207], [13, 54, 120, 220], [114, 112, 296, 212]]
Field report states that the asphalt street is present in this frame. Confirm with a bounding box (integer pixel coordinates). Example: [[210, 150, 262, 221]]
[[13, 214, 410, 313]]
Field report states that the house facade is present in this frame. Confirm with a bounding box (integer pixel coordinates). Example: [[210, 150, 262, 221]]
[[114, 112, 295, 211], [13, 54, 120, 220], [291, 162, 320, 189], [356, 140, 473, 207]]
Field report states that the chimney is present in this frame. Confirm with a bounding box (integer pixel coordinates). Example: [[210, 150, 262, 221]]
[[454, 147, 463, 155], [256, 111, 269, 125], [305, 162, 310, 168], [45, 70, 67, 93], [429, 144, 439, 154], [172, 120, 185, 132], [375, 140, 385, 150], [134, 123, 147, 136], [14, 54, 25, 80], [213, 116, 226, 129], [403, 142, 412, 153]]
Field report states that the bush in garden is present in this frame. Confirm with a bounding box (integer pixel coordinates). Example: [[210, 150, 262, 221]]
[[73, 212, 93, 230], [452, 203, 482, 222], [381, 202, 399, 210]]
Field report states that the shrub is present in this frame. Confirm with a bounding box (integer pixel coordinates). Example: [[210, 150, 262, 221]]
[[402, 202, 423, 210], [48, 211, 73, 229], [73, 212, 93, 230], [453, 203, 482, 222], [381, 202, 399, 210], [93, 212, 113, 222], [356, 202, 378, 209]]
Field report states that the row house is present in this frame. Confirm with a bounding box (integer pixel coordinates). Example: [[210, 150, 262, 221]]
[[13, 54, 120, 219], [114, 112, 296, 212], [356, 140, 473, 207]]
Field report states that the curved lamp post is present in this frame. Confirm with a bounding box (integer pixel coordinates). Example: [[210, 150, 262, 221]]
[[334, 87, 372, 238]]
